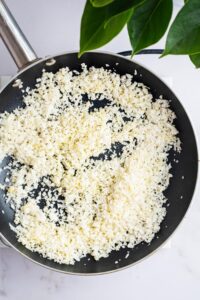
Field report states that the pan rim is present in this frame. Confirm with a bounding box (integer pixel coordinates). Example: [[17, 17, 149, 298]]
[[0, 50, 198, 275]]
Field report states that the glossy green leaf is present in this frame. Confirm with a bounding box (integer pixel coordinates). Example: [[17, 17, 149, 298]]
[[163, 0, 200, 56], [128, 0, 172, 55], [79, 0, 145, 57], [190, 53, 200, 68], [90, 0, 114, 7]]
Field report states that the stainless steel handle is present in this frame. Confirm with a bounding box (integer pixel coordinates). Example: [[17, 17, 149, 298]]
[[0, 0, 38, 69]]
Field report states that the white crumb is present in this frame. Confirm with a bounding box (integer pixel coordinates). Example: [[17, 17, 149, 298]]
[[125, 251, 130, 259]]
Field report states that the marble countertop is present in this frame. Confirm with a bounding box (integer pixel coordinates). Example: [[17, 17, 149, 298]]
[[0, 1, 200, 299]]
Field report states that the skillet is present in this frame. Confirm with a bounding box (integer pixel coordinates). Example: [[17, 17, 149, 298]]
[[0, 0, 198, 274]]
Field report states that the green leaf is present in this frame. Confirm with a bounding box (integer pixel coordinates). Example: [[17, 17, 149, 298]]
[[190, 53, 200, 68], [90, 0, 114, 7], [79, 0, 145, 57], [163, 0, 200, 56], [128, 0, 173, 55]]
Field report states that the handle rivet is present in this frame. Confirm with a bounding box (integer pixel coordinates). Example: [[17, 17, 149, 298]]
[[45, 58, 56, 66]]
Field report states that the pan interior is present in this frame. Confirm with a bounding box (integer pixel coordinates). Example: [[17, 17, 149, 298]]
[[0, 52, 198, 274]]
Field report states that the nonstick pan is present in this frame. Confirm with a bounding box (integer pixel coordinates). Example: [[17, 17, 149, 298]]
[[0, 0, 198, 274]]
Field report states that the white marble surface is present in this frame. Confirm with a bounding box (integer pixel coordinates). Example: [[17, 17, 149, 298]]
[[0, 1, 200, 299]]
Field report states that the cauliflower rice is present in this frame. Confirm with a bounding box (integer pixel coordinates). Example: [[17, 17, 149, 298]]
[[0, 65, 180, 264]]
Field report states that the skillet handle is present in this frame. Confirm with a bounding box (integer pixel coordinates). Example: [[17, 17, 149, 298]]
[[0, 0, 38, 69]]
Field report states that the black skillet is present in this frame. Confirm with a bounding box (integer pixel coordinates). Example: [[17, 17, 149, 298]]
[[0, 0, 198, 274]]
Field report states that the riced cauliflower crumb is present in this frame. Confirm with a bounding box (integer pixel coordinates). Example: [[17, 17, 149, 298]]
[[125, 251, 130, 259], [0, 65, 180, 265]]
